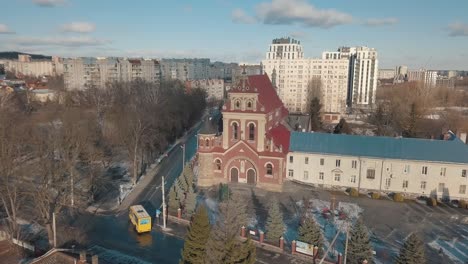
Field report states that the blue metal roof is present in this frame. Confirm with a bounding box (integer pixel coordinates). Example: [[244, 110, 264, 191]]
[[290, 132, 468, 164]]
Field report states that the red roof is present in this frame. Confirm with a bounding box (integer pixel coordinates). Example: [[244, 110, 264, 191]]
[[230, 74, 287, 113], [266, 124, 290, 154]]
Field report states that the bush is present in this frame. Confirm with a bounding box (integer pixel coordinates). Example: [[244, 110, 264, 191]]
[[460, 200, 468, 209], [349, 188, 359, 197], [371, 192, 381, 199], [427, 197, 437, 207], [393, 193, 404, 202]]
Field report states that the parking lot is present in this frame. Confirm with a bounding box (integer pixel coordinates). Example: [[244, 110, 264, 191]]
[[229, 181, 468, 264]]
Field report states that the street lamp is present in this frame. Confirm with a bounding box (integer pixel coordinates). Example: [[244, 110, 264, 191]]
[[180, 144, 185, 169]]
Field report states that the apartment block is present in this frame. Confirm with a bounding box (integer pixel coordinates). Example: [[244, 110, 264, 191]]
[[407, 69, 438, 88], [160, 58, 210, 81], [262, 37, 349, 114], [185, 79, 225, 100], [63, 57, 160, 90], [0, 55, 64, 77]]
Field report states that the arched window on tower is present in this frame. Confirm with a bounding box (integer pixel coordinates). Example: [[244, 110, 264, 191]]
[[266, 163, 273, 175], [234, 100, 240, 109], [233, 123, 238, 140], [249, 123, 255, 140], [247, 101, 252, 109], [205, 139, 210, 147], [215, 159, 221, 170]]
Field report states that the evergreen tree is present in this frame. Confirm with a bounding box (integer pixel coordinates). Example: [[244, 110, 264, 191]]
[[403, 102, 419, 138], [182, 165, 194, 190], [333, 118, 352, 134], [395, 233, 425, 264], [168, 185, 180, 213], [346, 218, 373, 264], [265, 199, 284, 243], [205, 192, 252, 263], [297, 216, 323, 255], [177, 176, 189, 193], [185, 188, 197, 216], [180, 205, 211, 264], [308, 97, 322, 131]]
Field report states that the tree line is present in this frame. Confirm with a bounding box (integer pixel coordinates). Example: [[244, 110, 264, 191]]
[[0, 80, 207, 249]]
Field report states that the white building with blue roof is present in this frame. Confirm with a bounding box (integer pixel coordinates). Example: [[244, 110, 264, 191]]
[[286, 131, 468, 200]]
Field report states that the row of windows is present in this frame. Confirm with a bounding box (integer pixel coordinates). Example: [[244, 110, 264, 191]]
[[289, 156, 467, 177], [288, 169, 467, 194], [214, 159, 274, 176], [231, 123, 255, 141]]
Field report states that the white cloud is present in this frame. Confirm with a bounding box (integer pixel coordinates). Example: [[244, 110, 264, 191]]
[[255, 0, 353, 28], [289, 31, 307, 39], [364, 17, 399, 26], [32, 0, 66, 7], [0, 24, 14, 34], [61, 22, 96, 33], [13, 36, 110, 47], [232, 8, 257, 24], [447, 22, 468, 37]]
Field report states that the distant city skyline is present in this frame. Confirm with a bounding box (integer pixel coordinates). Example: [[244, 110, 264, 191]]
[[0, 0, 467, 70]]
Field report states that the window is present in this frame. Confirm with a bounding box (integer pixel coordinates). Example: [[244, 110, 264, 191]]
[[215, 159, 221, 170], [385, 178, 391, 187], [462, 169, 467, 178], [352, 160, 357, 169], [334, 173, 341, 182], [288, 169, 294, 177], [403, 180, 409, 188], [460, 185, 467, 194], [248, 123, 255, 140], [247, 101, 252, 109], [289, 156, 294, 163], [336, 159, 341, 167], [422, 166, 428, 175], [420, 181, 426, 190], [320, 158, 324, 166], [440, 168, 446, 176], [404, 165, 410, 174], [305, 157, 309, 164], [303, 171, 309, 180], [366, 169, 376, 179], [438, 183, 445, 193], [205, 139, 210, 147], [319, 172, 324, 180], [235, 100, 240, 109], [232, 123, 238, 140], [266, 164, 273, 175], [350, 175, 356, 183]]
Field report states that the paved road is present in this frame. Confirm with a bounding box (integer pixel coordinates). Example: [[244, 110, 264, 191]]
[[77, 126, 200, 264]]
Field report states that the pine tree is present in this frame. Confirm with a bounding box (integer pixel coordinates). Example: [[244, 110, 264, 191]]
[[182, 165, 194, 190], [185, 188, 197, 216], [168, 186, 180, 213], [265, 199, 284, 243], [180, 205, 211, 264], [395, 233, 425, 264], [308, 97, 322, 131], [205, 192, 252, 263], [346, 218, 373, 264], [297, 216, 323, 255], [333, 118, 352, 134], [177, 176, 188, 193]]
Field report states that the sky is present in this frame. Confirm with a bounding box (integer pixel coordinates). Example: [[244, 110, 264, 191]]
[[1, 0, 468, 70]]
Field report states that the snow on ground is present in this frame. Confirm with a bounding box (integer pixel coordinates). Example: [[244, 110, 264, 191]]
[[428, 226, 468, 264], [88, 245, 152, 264]]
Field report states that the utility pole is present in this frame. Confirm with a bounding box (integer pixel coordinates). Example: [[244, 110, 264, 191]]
[[52, 212, 57, 248], [71, 175, 74, 207], [162, 176, 167, 229], [344, 223, 349, 264], [181, 144, 185, 169]]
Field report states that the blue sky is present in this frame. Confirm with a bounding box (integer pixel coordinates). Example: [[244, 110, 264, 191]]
[[1, 0, 468, 70]]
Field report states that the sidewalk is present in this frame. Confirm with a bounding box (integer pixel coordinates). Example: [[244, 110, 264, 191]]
[[86, 118, 204, 215]]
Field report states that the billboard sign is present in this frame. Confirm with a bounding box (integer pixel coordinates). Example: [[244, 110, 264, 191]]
[[296, 240, 315, 256]]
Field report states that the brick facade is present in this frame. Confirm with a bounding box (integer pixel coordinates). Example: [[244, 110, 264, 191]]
[[198, 74, 290, 192]]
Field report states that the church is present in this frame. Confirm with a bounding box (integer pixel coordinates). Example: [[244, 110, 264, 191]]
[[197, 73, 291, 192]]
